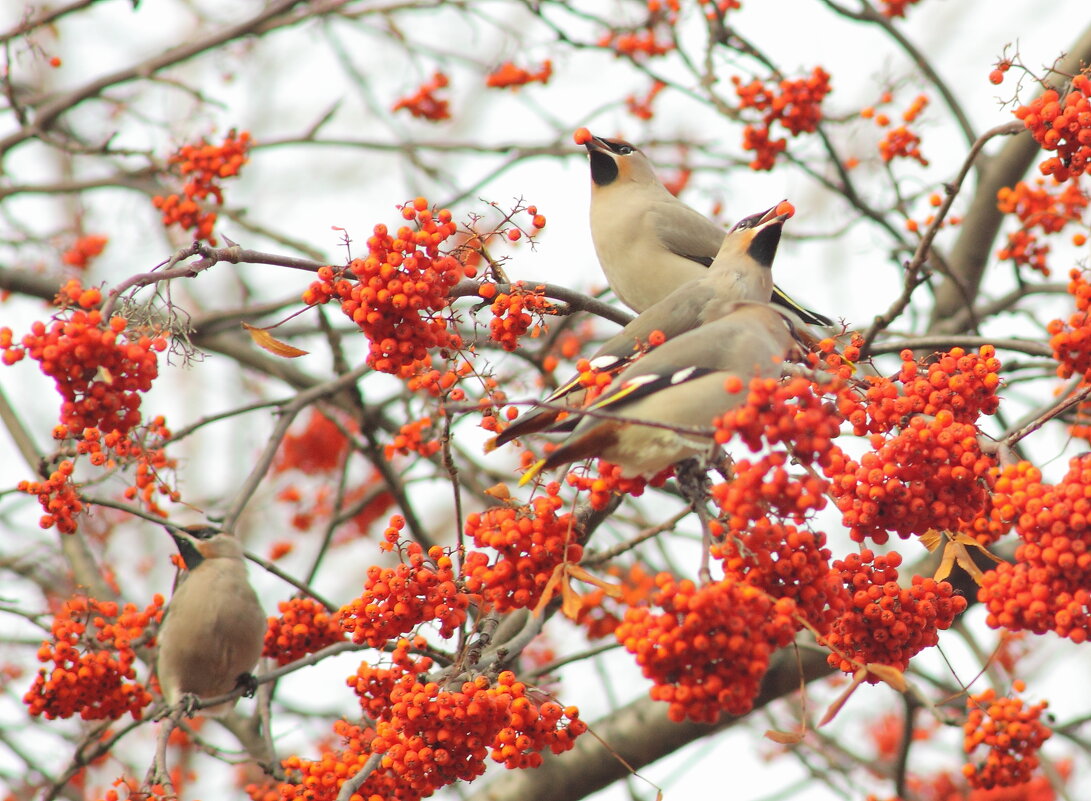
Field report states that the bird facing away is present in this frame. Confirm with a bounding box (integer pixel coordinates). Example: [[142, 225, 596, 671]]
[[520, 300, 807, 482], [584, 132, 831, 325], [156, 525, 265, 717], [488, 203, 793, 451]]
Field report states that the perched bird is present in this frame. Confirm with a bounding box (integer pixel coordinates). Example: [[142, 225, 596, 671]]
[[156, 525, 265, 717], [583, 132, 831, 325], [520, 301, 807, 482], [489, 203, 793, 450]]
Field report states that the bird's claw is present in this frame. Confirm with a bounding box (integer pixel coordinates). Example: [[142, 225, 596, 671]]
[[235, 672, 258, 698]]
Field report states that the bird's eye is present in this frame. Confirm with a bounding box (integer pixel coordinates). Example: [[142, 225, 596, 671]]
[[617, 145, 633, 155]]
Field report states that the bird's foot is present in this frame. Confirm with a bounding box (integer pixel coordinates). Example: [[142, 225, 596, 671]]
[[178, 692, 201, 719]]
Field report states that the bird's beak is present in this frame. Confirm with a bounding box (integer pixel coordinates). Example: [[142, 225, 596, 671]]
[[584, 135, 612, 154], [756, 201, 791, 227]]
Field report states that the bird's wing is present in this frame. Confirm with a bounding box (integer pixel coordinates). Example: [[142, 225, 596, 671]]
[[648, 201, 724, 267]]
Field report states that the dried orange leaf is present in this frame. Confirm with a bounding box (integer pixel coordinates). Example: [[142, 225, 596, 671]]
[[242, 322, 309, 358], [764, 728, 804, 744], [566, 564, 624, 598], [560, 575, 583, 620], [866, 663, 907, 692], [919, 528, 942, 552], [532, 563, 564, 617]]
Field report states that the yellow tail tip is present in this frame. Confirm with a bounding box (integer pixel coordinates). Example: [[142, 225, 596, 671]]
[[518, 458, 548, 487]]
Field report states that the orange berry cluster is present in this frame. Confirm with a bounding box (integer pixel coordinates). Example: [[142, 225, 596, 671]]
[[695, 0, 741, 20], [302, 198, 474, 378], [978, 456, 1091, 643], [346, 642, 584, 799], [711, 519, 848, 635], [463, 488, 583, 611], [997, 179, 1088, 275], [1048, 268, 1091, 380], [828, 409, 997, 543], [733, 67, 832, 171], [828, 347, 1001, 543], [483, 283, 556, 352], [879, 125, 927, 165], [597, 24, 674, 59], [338, 543, 469, 646], [711, 452, 828, 528], [1014, 73, 1091, 182], [273, 410, 350, 475], [75, 417, 178, 519], [824, 550, 966, 678], [151, 130, 250, 244], [3, 305, 164, 434], [62, 234, 108, 270], [268, 718, 376, 801], [18, 459, 82, 533], [485, 60, 552, 89], [714, 375, 844, 469], [25, 596, 161, 720], [98, 777, 179, 801], [263, 597, 344, 666], [616, 574, 799, 722], [626, 80, 667, 120], [564, 460, 651, 511], [963, 685, 1051, 790], [385, 416, 442, 460], [392, 72, 451, 121]]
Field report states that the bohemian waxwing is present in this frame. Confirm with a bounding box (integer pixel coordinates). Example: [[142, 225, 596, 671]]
[[519, 300, 807, 481], [584, 133, 831, 325], [156, 525, 266, 717], [489, 203, 795, 450]]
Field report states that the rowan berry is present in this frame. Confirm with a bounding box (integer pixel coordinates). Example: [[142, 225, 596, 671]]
[[616, 574, 800, 722], [824, 550, 966, 677], [263, 597, 344, 665], [963, 687, 1051, 790], [25, 596, 161, 720], [463, 487, 583, 611]]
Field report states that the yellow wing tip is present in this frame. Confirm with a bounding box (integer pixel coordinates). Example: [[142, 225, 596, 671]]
[[483, 436, 499, 454], [518, 458, 548, 487]]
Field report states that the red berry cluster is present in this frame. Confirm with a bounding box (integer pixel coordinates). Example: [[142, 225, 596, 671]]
[[696, 0, 741, 17], [827, 347, 1002, 543], [385, 416, 442, 460], [263, 597, 345, 666], [733, 67, 832, 170], [85, 417, 178, 519], [574, 562, 659, 640], [273, 410, 350, 475], [860, 94, 929, 166], [1014, 73, 1091, 182], [62, 234, 108, 270], [485, 60, 552, 89], [564, 460, 651, 511], [302, 198, 474, 378], [392, 72, 451, 121], [879, 0, 923, 18], [268, 718, 376, 801], [463, 487, 583, 611], [616, 574, 800, 722], [25, 596, 162, 720], [1048, 268, 1091, 380], [824, 550, 966, 678], [997, 179, 1088, 275], [963, 684, 1051, 790], [712, 519, 848, 635], [338, 543, 469, 646], [481, 283, 556, 352], [3, 300, 164, 435], [978, 455, 1091, 643], [345, 642, 584, 800], [711, 451, 828, 528], [151, 130, 250, 244], [714, 375, 845, 469], [597, 24, 674, 59], [17, 459, 82, 533], [626, 80, 667, 120]]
